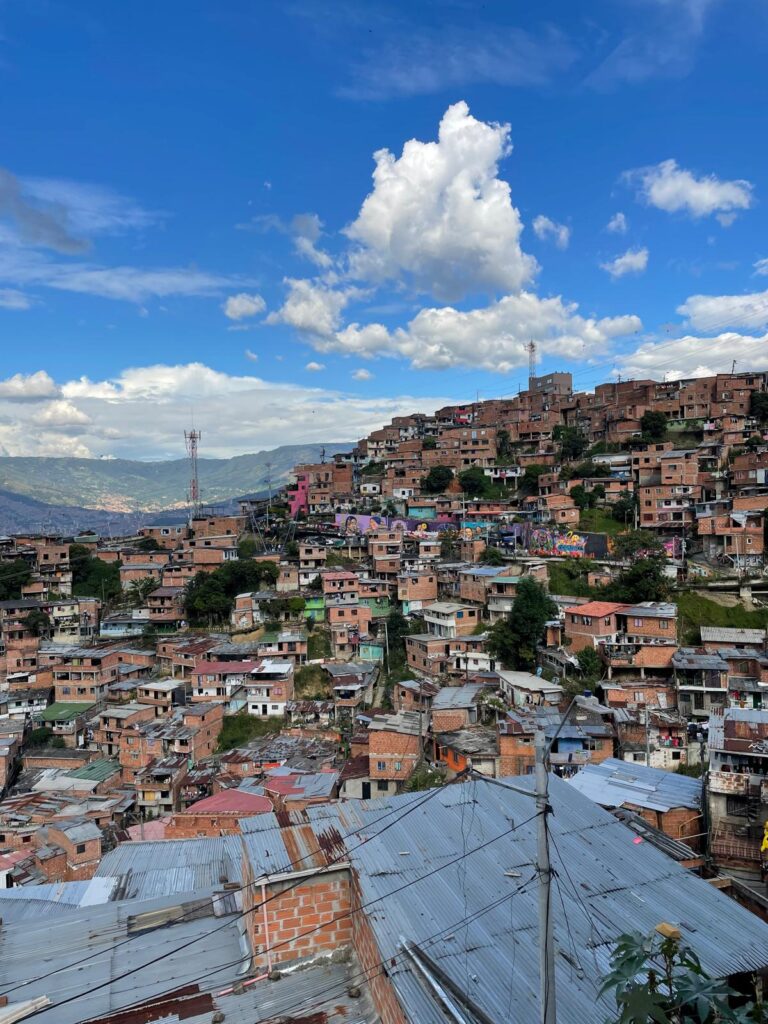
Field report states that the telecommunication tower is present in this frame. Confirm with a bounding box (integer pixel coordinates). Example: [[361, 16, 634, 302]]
[[527, 340, 537, 388], [184, 429, 202, 523]]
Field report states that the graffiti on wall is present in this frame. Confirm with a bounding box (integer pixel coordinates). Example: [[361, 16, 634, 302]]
[[527, 527, 588, 558]]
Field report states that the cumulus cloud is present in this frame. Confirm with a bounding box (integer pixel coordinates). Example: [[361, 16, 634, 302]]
[[677, 289, 768, 333], [532, 215, 570, 249], [267, 278, 358, 336], [244, 349, 259, 362], [305, 361, 326, 372], [606, 212, 627, 234], [0, 288, 32, 310], [0, 363, 452, 459], [33, 399, 91, 427], [222, 292, 266, 321], [626, 159, 753, 220], [323, 293, 641, 373], [344, 101, 537, 301], [0, 370, 59, 401], [618, 331, 768, 381], [601, 247, 649, 278], [352, 368, 373, 381]]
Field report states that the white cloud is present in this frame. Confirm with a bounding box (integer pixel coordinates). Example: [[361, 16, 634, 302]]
[[244, 349, 259, 362], [0, 247, 248, 303], [351, 368, 373, 381], [0, 370, 59, 401], [618, 331, 768, 381], [677, 289, 768, 333], [0, 288, 32, 310], [344, 101, 537, 301], [754, 258, 768, 277], [324, 292, 641, 373], [305, 361, 326, 372], [626, 159, 753, 220], [587, 0, 721, 87], [606, 212, 627, 234], [0, 362, 453, 459], [22, 176, 160, 237], [33, 399, 91, 427], [601, 247, 649, 278], [223, 292, 266, 321], [340, 24, 576, 100], [532, 215, 570, 249], [238, 212, 332, 268], [267, 278, 358, 336]]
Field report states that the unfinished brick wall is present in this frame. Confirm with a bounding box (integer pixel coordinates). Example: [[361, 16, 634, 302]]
[[498, 733, 534, 776], [627, 803, 702, 851], [369, 731, 420, 781], [247, 870, 353, 971], [431, 708, 471, 733]]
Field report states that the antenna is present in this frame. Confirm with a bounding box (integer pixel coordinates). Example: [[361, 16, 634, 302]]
[[527, 340, 537, 388], [731, 359, 738, 375], [184, 429, 202, 524], [320, 447, 326, 464]]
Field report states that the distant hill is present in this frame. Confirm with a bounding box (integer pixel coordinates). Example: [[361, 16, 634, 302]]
[[0, 444, 349, 516]]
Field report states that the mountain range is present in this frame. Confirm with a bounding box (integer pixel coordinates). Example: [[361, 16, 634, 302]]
[[0, 444, 348, 534]]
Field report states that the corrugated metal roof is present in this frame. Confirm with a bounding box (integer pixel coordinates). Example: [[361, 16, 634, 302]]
[[306, 775, 768, 1024], [567, 758, 702, 812], [0, 891, 246, 1024], [700, 626, 766, 644], [431, 684, 487, 710], [95, 836, 244, 900]]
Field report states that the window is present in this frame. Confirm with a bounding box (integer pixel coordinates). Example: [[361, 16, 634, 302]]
[[376, 780, 389, 791], [377, 761, 386, 771], [660, 620, 668, 629], [671, 751, 681, 761], [633, 618, 643, 627], [76, 843, 86, 854], [395, 761, 402, 772]]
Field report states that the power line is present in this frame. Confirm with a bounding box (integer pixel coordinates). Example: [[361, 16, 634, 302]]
[[17, 806, 542, 1023], [0, 781, 451, 999]]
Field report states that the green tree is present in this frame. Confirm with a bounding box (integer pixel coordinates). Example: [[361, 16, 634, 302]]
[[480, 545, 506, 566], [69, 544, 121, 602], [641, 409, 668, 441], [422, 435, 437, 450], [744, 434, 764, 452], [553, 425, 587, 462], [237, 536, 258, 559], [750, 390, 768, 425], [362, 461, 385, 476], [602, 556, 670, 603], [0, 559, 32, 601], [577, 645, 601, 680], [570, 484, 594, 512], [440, 530, 459, 559], [519, 465, 546, 496], [611, 491, 637, 525], [591, 483, 606, 502], [458, 466, 491, 497], [612, 529, 664, 561], [601, 928, 762, 1023], [136, 536, 162, 551], [24, 608, 51, 638], [285, 540, 299, 558], [486, 577, 557, 669], [127, 577, 159, 608], [496, 429, 513, 462], [184, 558, 279, 625], [423, 465, 454, 494]]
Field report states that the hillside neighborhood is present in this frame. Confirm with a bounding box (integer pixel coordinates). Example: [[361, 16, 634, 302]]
[[2, 369, 768, 1021]]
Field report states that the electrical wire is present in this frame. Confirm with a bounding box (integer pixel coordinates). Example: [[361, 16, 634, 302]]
[[16, 807, 542, 1023], [0, 779, 452, 998]]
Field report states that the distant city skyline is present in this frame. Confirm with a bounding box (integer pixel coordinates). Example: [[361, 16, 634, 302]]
[[1, 0, 767, 458]]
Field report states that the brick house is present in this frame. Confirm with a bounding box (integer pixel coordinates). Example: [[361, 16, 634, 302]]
[[164, 787, 272, 838], [564, 601, 626, 653], [367, 711, 426, 793]]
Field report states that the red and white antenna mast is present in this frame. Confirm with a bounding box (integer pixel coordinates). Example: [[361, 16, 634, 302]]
[[185, 428, 202, 523], [527, 340, 537, 389]]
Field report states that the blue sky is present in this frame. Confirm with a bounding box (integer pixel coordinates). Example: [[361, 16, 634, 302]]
[[1, 0, 767, 458]]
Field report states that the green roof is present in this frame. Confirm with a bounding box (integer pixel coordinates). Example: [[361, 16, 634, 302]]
[[492, 576, 522, 584], [40, 702, 95, 722], [66, 758, 120, 782]]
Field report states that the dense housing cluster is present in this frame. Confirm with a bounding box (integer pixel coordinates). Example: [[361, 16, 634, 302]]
[[1, 369, 768, 1021]]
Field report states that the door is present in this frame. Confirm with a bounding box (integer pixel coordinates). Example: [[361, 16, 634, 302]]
[[261, 704, 268, 715], [362, 781, 371, 800]]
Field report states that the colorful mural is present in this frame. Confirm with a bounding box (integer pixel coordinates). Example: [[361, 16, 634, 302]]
[[527, 527, 588, 558]]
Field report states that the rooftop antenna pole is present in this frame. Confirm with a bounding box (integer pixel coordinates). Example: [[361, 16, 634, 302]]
[[731, 359, 737, 375], [527, 340, 537, 390], [184, 429, 202, 525]]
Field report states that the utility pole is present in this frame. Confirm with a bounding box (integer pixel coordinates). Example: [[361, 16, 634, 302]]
[[645, 707, 651, 767], [535, 729, 557, 1024]]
